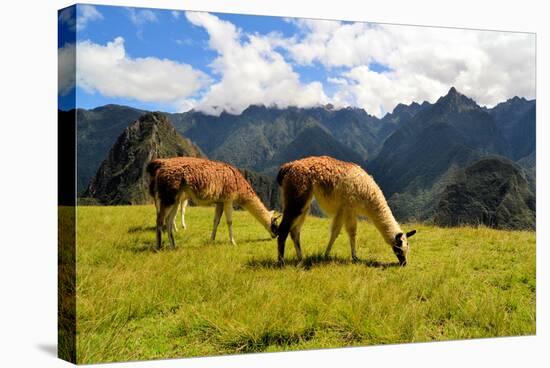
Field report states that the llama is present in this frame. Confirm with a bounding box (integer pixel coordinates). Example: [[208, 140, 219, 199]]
[[147, 158, 188, 231], [148, 157, 279, 249], [276, 156, 416, 266]]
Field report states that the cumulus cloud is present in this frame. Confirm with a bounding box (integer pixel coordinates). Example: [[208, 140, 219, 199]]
[[287, 21, 535, 115], [181, 13, 534, 117], [185, 11, 329, 115], [76, 5, 103, 31], [73, 37, 210, 106], [58, 43, 76, 95], [65, 10, 535, 117]]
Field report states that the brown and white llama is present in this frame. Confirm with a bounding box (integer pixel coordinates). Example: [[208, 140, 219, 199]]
[[148, 157, 279, 249], [276, 156, 416, 266], [147, 158, 188, 231]]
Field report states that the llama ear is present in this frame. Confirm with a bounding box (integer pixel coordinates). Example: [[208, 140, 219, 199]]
[[395, 232, 403, 245], [406, 230, 417, 238]]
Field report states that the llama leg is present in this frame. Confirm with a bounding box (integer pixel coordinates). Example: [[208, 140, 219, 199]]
[[210, 203, 224, 241], [290, 212, 308, 262], [156, 205, 168, 250], [166, 204, 178, 249], [224, 202, 236, 246], [290, 227, 303, 262], [344, 213, 358, 261], [278, 191, 312, 266], [277, 215, 293, 266], [181, 198, 188, 230], [172, 201, 179, 233], [324, 209, 344, 258]]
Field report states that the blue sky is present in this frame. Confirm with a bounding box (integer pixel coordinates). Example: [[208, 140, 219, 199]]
[[58, 4, 536, 117], [59, 5, 334, 112]]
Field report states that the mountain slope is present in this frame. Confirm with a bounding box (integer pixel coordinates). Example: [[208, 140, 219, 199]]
[[377, 101, 431, 143], [371, 87, 507, 194], [76, 104, 146, 193], [370, 87, 509, 221], [264, 124, 366, 174], [173, 105, 385, 171], [508, 104, 536, 160], [83, 112, 203, 205], [488, 97, 536, 160], [434, 157, 535, 230]]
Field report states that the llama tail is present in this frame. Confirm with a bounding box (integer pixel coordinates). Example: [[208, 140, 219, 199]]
[[146, 159, 164, 177], [148, 177, 157, 198], [276, 164, 291, 186], [146, 159, 164, 201]]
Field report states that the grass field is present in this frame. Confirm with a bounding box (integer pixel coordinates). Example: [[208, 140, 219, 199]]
[[73, 205, 535, 364]]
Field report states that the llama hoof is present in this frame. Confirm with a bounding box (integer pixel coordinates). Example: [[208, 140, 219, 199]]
[[352, 256, 360, 263], [277, 259, 285, 267]]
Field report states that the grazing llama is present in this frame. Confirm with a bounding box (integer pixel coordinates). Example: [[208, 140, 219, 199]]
[[276, 156, 416, 266], [147, 158, 188, 231], [148, 157, 279, 249]]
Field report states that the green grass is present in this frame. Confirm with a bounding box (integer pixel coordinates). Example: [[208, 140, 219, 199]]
[[74, 205, 536, 364]]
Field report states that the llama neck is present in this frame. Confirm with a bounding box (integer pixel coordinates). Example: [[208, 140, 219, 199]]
[[242, 196, 273, 235], [361, 177, 402, 245]]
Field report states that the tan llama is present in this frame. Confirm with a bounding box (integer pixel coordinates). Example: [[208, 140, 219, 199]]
[[276, 156, 416, 266], [148, 157, 279, 249]]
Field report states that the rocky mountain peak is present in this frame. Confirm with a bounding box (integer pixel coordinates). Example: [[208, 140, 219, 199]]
[[83, 113, 203, 205]]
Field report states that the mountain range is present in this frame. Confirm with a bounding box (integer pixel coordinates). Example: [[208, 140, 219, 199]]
[[68, 87, 535, 228]]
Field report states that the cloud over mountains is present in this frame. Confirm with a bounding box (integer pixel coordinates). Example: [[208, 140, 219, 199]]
[[60, 7, 535, 117]]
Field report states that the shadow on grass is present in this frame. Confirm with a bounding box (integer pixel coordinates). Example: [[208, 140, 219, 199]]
[[123, 238, 269, 253], [222, 328, 316, 353], [126, 243, 157, 253], [238, 237, 276, 244], [127, 225, 156, 233], [246, 253, 401, 270]]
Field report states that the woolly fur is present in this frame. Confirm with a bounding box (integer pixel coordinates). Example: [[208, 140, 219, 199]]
[[153, 157, 276, 246], [277, 156, 405, 261]]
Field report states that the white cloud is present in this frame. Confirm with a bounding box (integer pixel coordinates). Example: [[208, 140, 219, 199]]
[[287, 21, 535, 115], [184, 11, 329, 115], [182, 13, 534, 117], [171, 10, 180, 19], [127, 8, 158, 26], [73, 37, 210, 107], [287, 19, 391, 68], [65, 11, 535, 117], [76, 5, 103, 31], [58, 43, 75, 95]]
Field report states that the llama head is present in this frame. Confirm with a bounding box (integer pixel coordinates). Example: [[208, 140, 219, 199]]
[[269, 211, 281, 238], [393, 230, 416, 266]]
